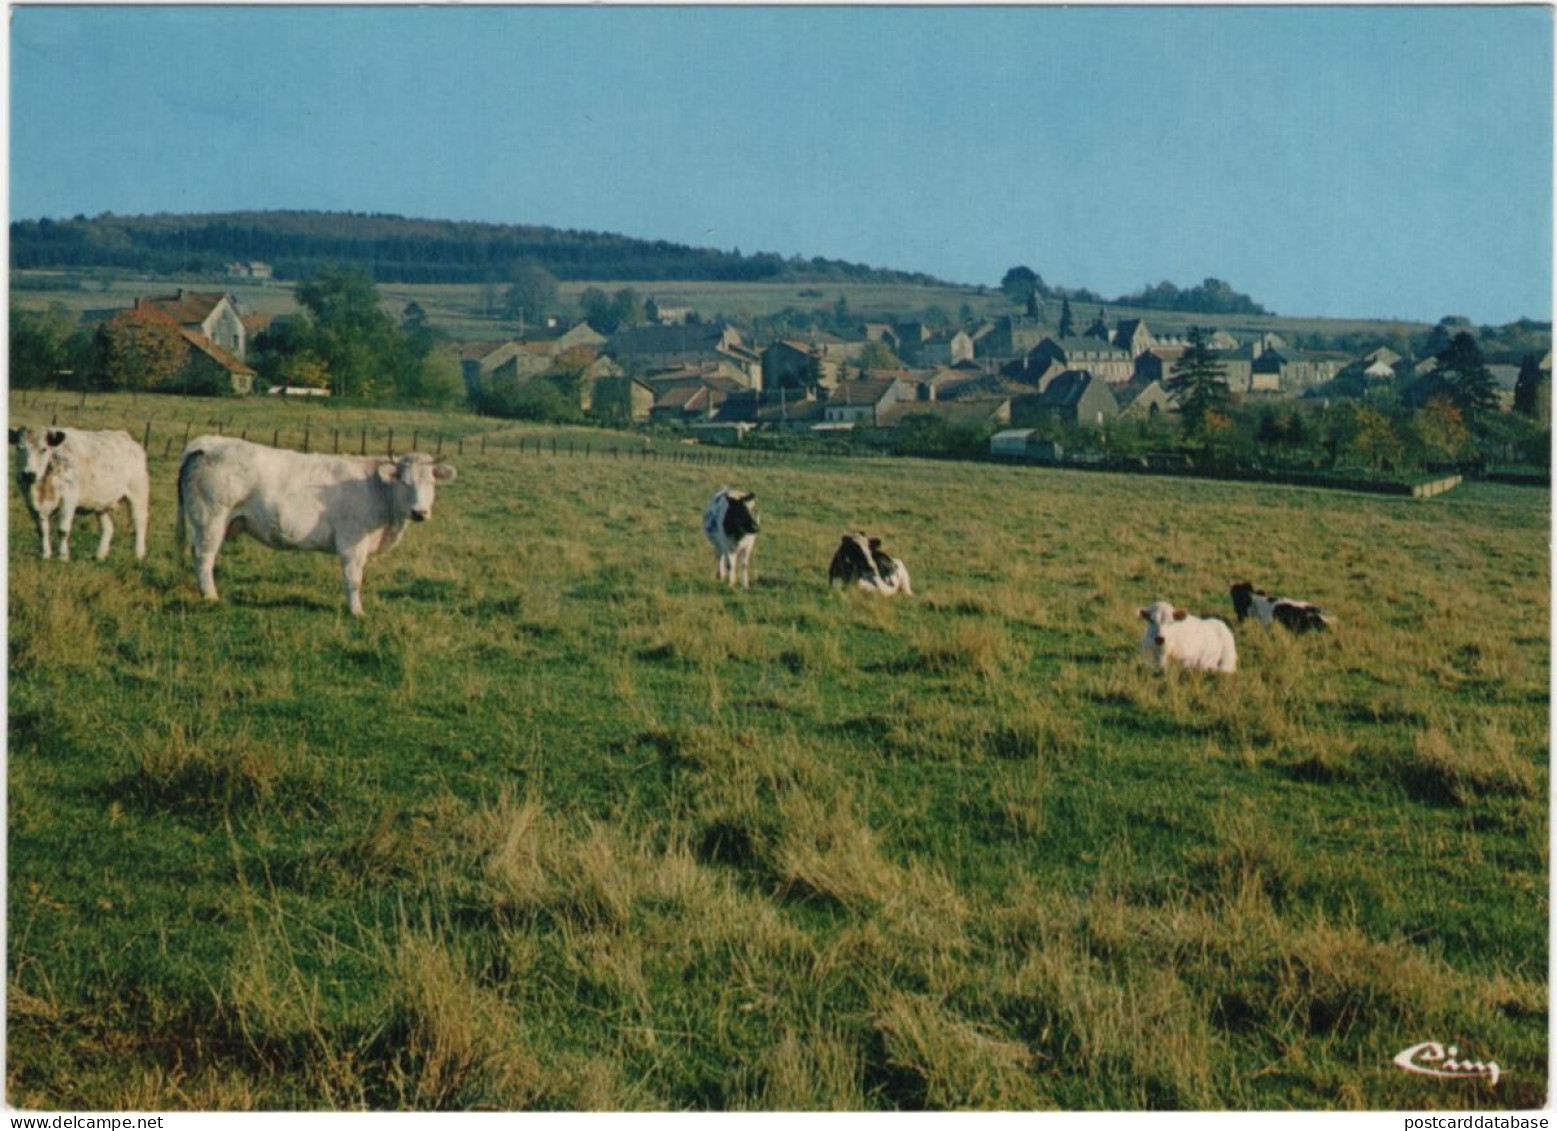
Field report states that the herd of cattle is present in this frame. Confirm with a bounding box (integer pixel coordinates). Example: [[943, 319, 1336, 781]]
[[12, 425, 1333, 670]]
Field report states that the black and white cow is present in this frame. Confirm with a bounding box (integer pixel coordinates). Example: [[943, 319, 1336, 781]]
[[702, 487, 760, 588], [828, 532, 913, 596], [1230, 581, 1333, 633]]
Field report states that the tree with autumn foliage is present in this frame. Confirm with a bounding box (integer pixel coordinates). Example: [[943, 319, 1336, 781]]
[[96, 313, 187, 392]]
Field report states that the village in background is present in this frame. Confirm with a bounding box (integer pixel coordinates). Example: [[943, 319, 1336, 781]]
[[10, 211, 1551, 490]]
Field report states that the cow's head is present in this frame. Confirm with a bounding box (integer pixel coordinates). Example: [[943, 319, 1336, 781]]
[[1138, 600, 1187, 645], [12, 427, 65, 487], [378, 454, 457, 523], [1229, 581, 1255, 621], [724, 491, 759, 538]]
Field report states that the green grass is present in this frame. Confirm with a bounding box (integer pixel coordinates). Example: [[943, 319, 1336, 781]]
[[7, 394, 1548, 1110]]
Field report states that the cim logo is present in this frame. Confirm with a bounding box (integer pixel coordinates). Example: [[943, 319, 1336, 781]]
[[1393, 1041, 1502, 1086]]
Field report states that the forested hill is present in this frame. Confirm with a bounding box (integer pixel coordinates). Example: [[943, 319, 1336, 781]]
[[9, 210, 950, 286]]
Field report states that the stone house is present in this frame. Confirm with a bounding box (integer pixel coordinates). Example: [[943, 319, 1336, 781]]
[[105, 305, 255, 395], [134, 290, 248, 361], [1018, 370, 1119, 428], [822, 377, 916, 425], [974, 315, 1047, 360], [1251, 347, 1345, 392], [1027, 336, 1135, 384], [607, 321, 761, 388], [591, 375, 657, 423]]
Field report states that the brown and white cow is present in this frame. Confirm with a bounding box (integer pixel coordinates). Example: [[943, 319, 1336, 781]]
[[10, 426, 150, 561], [177, 436, 456, 616]]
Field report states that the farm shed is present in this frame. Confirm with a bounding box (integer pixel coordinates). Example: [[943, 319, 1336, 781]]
[[990, 429, 1063, 461]]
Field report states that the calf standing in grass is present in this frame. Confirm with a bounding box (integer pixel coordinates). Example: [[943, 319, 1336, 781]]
[[828, 533, 914, 596], [702, 487, 759, 589], [1138, 600, 1238, 673], [10, 426, 150, 561], [177, 436, 456, 616], [1230, 581, 1333, 633]]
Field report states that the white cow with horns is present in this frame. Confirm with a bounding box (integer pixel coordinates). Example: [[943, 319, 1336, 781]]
[[177, 436, 456, 616], [10, 425, 150, 561]]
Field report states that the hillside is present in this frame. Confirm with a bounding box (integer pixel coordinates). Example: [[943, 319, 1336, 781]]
[[8, 210, 951, 287]]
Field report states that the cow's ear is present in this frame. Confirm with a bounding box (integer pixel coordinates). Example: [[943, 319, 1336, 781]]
[[8, 428, 22, 445], [46, 430, 66, 447], [1138, 608, 1149, 620], [432, 464, 457, 483], [376, 462, 400, 482], [869, 538, 881, 550], [1172, 608, 1188, 621]]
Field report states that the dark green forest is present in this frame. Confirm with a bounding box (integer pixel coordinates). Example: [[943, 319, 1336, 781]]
[[9, 210, 948, 286]]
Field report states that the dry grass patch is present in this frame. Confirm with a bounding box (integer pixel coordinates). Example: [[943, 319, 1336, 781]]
[[870, 990, 1046, 1110], [1384, 722, 1543, 805]]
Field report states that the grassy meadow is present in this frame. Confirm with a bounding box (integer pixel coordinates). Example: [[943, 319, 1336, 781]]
[[6, 395, 1549, 1110]]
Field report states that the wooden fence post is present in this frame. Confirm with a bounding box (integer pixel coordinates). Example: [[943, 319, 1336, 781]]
[[163, 438, 173, 458], [303, 424, 310, 454], [241, 428, 248, 441], [182, 421, 191, 448], [272, 428, 280, 448], [333, 429, 340, 453], [388, 428, 395, 457], [458, 436, 465, 456], [142, 421, 152, 451], [412, 430, 418, 452], [436, 434, 444, 458], [481, 435, 487, 454], [361, 428, 368, 456]]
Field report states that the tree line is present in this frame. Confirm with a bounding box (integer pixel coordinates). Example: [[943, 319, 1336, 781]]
[[9, 210, 948, 286]]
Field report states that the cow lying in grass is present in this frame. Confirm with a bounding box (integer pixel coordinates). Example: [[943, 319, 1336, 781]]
[[1230, 581, 1334, 633], [1138, 600, 1238, 673], [702, 487, 760, 589], [829, 533, 913, 596], [178, 436, 456, 616], [10, 425, 150, 561]]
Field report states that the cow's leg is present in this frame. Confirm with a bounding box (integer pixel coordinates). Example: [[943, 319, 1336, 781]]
[[95, 512, 115, 560], [738, 543, 752, 589], [190, 510, 227, 601], [56, 496, 79, 561], [129, 483, 150, 560], [34, 506, 52, 560], [340, 546, 370, 617]]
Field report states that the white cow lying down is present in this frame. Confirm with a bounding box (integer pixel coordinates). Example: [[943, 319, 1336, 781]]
[[1138, 600, 1238, 673], [10, 425, 150, 561], [177, 436, 456, 616]]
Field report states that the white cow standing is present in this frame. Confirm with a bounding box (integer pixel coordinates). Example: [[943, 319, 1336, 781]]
[[10, 426, 150, 561], [702, 487, 760, 589], [1138, 600, 1238, 673], [177, 436, 456, 616]]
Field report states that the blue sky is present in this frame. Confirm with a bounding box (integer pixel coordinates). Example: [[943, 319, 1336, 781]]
[[9, 5, 1552, 324]]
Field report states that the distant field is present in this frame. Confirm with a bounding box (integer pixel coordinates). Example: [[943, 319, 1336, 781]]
[[12, 270, 1430, 347], [7, 393, 1546, 1110]]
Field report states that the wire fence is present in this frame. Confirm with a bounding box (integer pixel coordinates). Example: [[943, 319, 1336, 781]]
[[9, 392, 798, 469]]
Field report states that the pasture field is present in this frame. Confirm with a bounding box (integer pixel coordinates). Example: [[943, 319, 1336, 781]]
[[6, 396, 1549, 1110]]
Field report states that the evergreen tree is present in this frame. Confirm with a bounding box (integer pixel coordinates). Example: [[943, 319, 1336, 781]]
[[1435, 331, 1499, 424], [1513, 353, 1547, 418], [1164, 326, 1230, 432], [1058, 298, 1075, 338]]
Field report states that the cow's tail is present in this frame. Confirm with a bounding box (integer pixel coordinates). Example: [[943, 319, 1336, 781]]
[[176, 447, 204, 551]]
